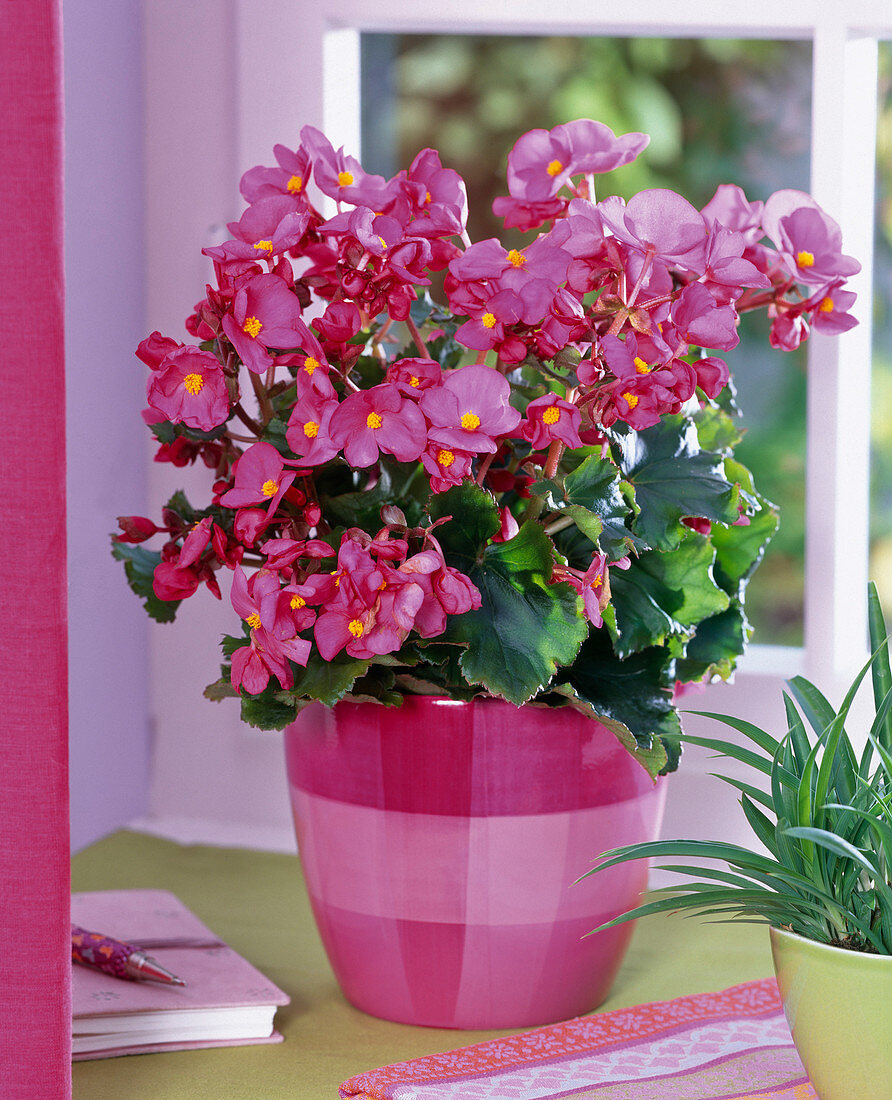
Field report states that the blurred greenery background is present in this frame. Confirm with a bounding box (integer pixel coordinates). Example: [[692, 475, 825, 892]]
[[360, 35, 892, 645]]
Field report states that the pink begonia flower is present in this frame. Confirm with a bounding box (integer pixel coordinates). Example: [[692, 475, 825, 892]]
[[313, 300, 362, 347], [420, 441, 475, 493], [570, 553, 630, 629], [760, 189, 861, 288], [239, 142, 312, 205], [536, 287, 590, 358], [421, 364, 521, 454], [522, 393, 584, 451], [229, 565, 311, 693], [699, 227, 770, 304], [386, 357, 443, 397], [505, 120, 648, 202], [598, 189, 709, 270], [448, 234, 569, 315], [136, 331, 180, 369], [808, 284, 858, 334], [232, 508, 271, 548], [396, 147, 468, 241], [492, 506, 520, 544], [453, 287, 523, 352], [177, 516, 215, 568], [219, 441, 296, 515], [286, 389, 340, 465], [221, 273, 305, 374], [152, 561, 201, 601], [701, 185, 764, 245], [278, 319, 336, 399], [145, 346, 231, 431], [115, 515, 163, 544], [398, 545, 482, 638], [492, 194, 568, 233], [205, 198, 309, 266], [329, 383, 428, 468], [693, 355, 730, 399], [299, 124, 395, 209], [768, 309, 808, 351], [670, 282, 740, 351], [261, 537, 332, 571]]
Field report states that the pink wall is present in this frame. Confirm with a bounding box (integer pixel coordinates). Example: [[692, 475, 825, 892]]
[[64, 0, 151, 850]]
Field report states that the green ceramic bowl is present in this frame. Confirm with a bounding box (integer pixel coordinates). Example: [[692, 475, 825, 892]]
[[769, 926, 892, 1099]]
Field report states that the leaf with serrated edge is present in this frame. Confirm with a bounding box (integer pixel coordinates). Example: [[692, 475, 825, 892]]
[[443, 521, 587, 704]]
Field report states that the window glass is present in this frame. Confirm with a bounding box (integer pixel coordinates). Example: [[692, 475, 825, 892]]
[[361, 34, 814, 643]]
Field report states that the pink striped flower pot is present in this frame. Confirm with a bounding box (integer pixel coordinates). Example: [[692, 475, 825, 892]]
[[284, 696, 666, 1029]]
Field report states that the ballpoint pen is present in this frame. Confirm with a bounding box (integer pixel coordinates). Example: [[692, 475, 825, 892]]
[[71, 924, 186, 986]]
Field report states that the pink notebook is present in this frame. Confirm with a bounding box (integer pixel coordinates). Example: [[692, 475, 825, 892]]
[[71, 889, 290, 1060]]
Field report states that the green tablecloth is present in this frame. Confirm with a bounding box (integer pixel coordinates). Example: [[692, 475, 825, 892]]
[[71, 830, 774, 1099]]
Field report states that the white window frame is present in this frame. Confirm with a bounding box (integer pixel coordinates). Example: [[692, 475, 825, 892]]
[[136, 1, 890, 847]]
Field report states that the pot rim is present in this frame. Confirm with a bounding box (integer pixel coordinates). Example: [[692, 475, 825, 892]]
[[769, 923, 892, 963]]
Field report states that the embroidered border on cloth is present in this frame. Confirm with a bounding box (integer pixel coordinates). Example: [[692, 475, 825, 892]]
[[340, 979, 815, 1100]]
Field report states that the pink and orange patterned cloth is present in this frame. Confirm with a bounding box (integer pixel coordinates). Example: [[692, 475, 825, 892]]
[[340, 979, 815, 1099]]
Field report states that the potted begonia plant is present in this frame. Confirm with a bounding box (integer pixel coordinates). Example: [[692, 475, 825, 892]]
[[583, 583, 891, 1095], [114, 118, 860, 1027]]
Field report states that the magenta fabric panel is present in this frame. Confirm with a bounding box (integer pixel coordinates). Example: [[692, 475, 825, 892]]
[[0, 0, 72, 1096]]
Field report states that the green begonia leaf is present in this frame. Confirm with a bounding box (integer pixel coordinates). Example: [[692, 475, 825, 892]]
[[240, 686, 297, 731], [562, 453, 641, 560], [441, 520, 588, 704], [287, 653, 371, 708], [609, 534, 730, 658], [711, 493, 780, 596], [612, 416, 740, 550], [562, 630, 682, 772], [674, 603, 752, 684], [693, 404, 744, 452], [111, 542, 180, 624], [428, 482, 501, 563]]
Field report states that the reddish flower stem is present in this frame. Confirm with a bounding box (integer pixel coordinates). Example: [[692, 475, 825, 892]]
[[405, 315, 430, 358]]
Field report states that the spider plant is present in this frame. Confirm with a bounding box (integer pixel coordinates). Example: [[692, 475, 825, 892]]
[[583, 582, 892, 954]]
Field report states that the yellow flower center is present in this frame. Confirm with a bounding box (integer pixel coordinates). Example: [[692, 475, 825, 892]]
[[543, 405, 561, 425], [303, 421, 319, 438], [377, 235, 387, 249], [304, 356, 320, 374], [633, 356, 652, 374], [337, 171, 354, 187], [592, 575, 603, 588], [546, 159, 564, 177], [183, 373, 204, 395], [481, 312, 497, 329], [437, 448, 455, 468], [290, 595, 306, 610], [261, 478, 279, 497], [797, 250, 815, 268], [243, 316, 262, 338], [246, 613, 261, 630], [254, 239, 273, 253], [348, 618, 364, 638], [409, 375, 420, 388], [819, 296, 835, 313], [461, 411, 481, 431], [507, 248, 526, 267], [366, 411, 383, 430], [622, 392, 639, 409], [287, 174, 303, 193]]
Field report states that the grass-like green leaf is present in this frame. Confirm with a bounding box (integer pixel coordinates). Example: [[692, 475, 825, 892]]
[[583, 586, 892, 953]]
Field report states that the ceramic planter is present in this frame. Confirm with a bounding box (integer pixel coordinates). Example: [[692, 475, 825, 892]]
[[284, 695, 666, 1029], [769, 926, 892, 1098]]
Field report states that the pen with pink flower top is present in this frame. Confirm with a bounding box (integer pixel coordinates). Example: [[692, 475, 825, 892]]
[[71, 925, 185, 986]]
